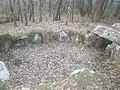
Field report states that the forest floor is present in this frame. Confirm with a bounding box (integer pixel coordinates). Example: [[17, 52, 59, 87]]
[[4, 42, 98, 84], [0, 16, 119, 89]]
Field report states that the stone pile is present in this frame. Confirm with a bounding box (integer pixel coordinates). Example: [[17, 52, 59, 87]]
[[0, 30, 84, 52]]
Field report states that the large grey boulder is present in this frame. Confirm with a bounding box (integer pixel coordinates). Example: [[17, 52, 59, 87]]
[[92, 25, 120, 45], [0, 61, 9, 81]]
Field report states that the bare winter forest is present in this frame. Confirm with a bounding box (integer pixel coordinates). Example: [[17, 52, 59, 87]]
[[0, 0, 120, 90]]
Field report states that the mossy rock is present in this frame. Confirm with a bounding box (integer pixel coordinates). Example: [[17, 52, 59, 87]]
[[14, 34, 28, 47], [63, 30, 85, 43], [41, 30, 57, 43], [28, 31, 43, 44], [0, 34, 13, 51]]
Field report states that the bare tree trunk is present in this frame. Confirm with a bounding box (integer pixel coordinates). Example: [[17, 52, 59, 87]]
[[76, 0, 85, 17], [65, 4, 70, 25], [39, 0, 42, 22], [70, 0, 74, 22], [28, 2, 32, 21], [92, 0, 108, 22], [8, 0, 17, 26], [87, 0, 93, 17], [22, 0, 28, 26], [30, 0, 35, 22], [114, 1, 120, 22], [0, 0, 4, 14], [53, 0, 62, 21], [49, 0, 52, 17], [17, 0, 23, 22]]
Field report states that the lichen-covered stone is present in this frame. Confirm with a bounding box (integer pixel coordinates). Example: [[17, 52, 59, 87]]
[[84, 33, 97, 47], [93, 25, 120, 45], [112, 23, 120, 30]]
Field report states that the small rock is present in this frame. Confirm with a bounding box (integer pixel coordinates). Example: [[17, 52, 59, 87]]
[[14, 58, 23, 66], [34, 33, 42, 44], [70, 68, 95, 77], [59, 31, 70, 43], [70, 35, 80, 43], [16, 35, 28, 46]]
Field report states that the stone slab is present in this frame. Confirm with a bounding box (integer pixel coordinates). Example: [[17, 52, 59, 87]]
[[92, 25, 120, 45]]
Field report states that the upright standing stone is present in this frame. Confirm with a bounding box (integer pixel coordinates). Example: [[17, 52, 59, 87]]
[[84, 33, 97, 47], [34, 33, 42, 44], [59, 31, 70, 43]]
